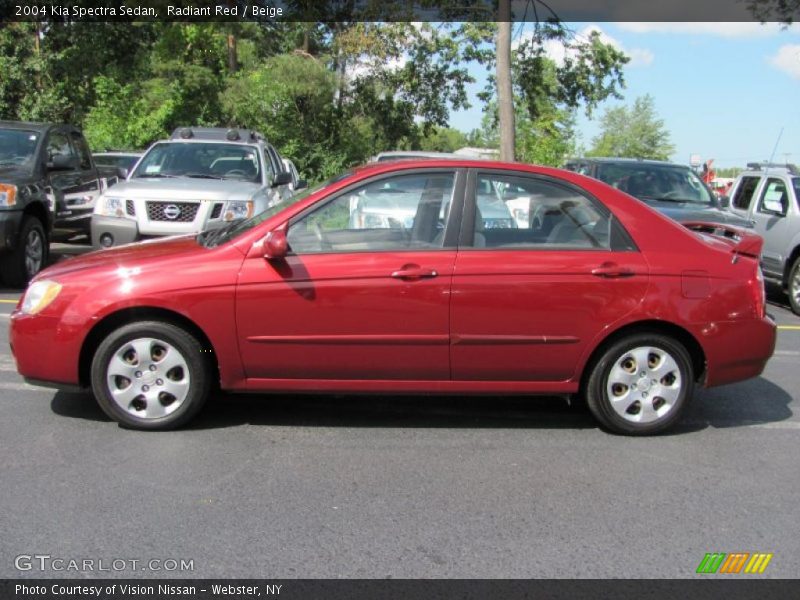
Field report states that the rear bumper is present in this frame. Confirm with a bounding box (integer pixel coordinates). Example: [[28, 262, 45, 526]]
[[700, 315, 777, 387]]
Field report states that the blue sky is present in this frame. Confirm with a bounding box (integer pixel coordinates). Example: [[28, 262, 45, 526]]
[[448, 22, 800, 169]]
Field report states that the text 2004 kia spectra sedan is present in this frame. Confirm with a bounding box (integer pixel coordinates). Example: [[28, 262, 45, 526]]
[[10, 160, 776, 435]]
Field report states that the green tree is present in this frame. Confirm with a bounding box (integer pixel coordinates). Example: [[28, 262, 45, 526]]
[[588, 95, 675, 160], [419, 127, 469, 153]]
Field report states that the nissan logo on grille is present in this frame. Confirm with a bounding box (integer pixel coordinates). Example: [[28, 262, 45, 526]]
[[146, 202, 200, 222]]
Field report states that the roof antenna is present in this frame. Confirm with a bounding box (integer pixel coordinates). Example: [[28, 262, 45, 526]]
[[763, 127, 784, 179]]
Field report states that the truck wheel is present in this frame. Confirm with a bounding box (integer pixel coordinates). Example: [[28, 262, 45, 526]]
[[91, 321, 211, 430], [0, 216, 47, 288], [789, 256, 800, 316]]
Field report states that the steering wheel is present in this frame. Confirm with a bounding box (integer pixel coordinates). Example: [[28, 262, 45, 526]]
[[224, 169, 248, 178], [659, 191, 684, 200]]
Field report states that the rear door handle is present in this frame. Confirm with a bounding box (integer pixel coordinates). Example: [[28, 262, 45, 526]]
[[391, 266, 439, 280], [591, 262, 635, 278]]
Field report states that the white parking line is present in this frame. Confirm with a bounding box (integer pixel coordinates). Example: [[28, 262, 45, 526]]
[[0, 382, 49, 392]]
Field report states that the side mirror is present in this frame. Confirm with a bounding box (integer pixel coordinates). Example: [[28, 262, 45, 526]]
[[295, 179, 308, 190], [272, 171, 292, 188], [47, 154, 79, 171], [263, 228, 288, 260], [117, 167, 129, 179]]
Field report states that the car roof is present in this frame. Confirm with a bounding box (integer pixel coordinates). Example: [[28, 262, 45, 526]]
[[0, 121, 78, 134], [93, 151, 142, 157], [566, 157, 689, 168], [738, 163, 798, 177], [351, 158, 573, 179]]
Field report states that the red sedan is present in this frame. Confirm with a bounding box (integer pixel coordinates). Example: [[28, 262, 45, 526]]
[[9, 160, 776, 435]]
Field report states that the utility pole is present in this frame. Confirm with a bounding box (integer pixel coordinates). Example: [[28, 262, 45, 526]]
[[496, 0, 515, 162]]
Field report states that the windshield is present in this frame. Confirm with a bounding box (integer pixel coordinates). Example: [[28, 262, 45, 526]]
[[95, 154, 140, 170], [0, 129, 39, 170], [596, 163, 713, 205], [200, 172, 351, 247], [132, 142, 262, 183]]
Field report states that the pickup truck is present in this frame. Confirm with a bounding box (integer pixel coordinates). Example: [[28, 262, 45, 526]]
[[0, 121, 118, 286]]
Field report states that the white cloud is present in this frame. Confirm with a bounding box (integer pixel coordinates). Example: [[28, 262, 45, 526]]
[[518, 24, 653, 68], [769, 44, 800, 79], [616, 22, 799, 38]]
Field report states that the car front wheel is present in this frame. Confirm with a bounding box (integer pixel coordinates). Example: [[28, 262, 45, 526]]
[[91, 321, 211, 430], [585, 333, 694, 435]]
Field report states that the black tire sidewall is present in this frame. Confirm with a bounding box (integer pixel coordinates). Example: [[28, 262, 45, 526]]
[[586, 333, 694, 435], [789, 257, 800, 316], [91, 321, 210, 430], [1, 217, 47, 288]]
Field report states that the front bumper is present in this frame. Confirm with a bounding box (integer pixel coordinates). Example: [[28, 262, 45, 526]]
[[91, 215, 139, 248], [10, 311, 83, 388]]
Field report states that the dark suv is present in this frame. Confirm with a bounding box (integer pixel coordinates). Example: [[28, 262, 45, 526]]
[[563, 158, 749, 228], [0, 121, 112, 286]]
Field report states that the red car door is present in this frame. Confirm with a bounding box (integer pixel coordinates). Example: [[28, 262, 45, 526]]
[[450, 170, 649, 384], [236, 169, 464, 382]]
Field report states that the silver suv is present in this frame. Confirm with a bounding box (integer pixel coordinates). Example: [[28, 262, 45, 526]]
[[727, 163, 800, 314], [91, 127, 293, 248]]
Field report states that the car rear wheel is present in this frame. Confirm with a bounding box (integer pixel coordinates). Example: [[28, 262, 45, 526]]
[[788, 256, 800, 316], [0, 216, 47, 288], [91, 321, 210, 430], [585, 333, 694, 435]]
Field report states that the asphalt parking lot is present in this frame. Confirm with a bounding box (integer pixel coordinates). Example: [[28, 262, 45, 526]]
[[0, 244, 798, 579]]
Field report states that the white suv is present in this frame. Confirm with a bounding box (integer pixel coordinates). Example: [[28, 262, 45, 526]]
[[91, 127, 294, 248], [727, 162, 800, 314]]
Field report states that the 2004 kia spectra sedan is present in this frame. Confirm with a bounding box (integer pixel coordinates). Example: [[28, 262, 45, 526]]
[[10, 160, 776, 435]]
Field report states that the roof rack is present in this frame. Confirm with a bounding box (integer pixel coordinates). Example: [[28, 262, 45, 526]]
[[746, 162, 798, 175], [169, 127, 266, 143]]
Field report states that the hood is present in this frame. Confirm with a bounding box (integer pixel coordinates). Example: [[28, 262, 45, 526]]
[[36, 235, 204, 282], [642, 200, 752, 228], [0, 164, 36, 184], [107, 177, 263, 201]]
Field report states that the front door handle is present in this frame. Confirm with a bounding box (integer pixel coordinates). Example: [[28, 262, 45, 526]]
[[591, 262, 635, 278], [391, 265, 439, 280]]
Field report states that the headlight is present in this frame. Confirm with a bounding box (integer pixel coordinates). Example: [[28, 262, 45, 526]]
[[223, 200, 253, 221], [20, 280, 62, 315], [0, 183, 17, 206], [94, 196, 126, 218]]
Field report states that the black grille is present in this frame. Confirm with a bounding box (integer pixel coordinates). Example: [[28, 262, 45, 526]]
[[125, 200, 135, 216], [146, 202, 199, 222], [210, 203, 223, 219]]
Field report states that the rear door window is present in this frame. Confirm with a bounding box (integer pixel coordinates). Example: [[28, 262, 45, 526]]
[[757, 178, 789, 216]]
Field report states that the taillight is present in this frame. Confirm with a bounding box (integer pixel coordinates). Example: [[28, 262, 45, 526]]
[[752, 264, 766, 318]]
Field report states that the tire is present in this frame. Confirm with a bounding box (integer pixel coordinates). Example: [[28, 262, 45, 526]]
[[0, 216, 47, 288], [585, 333, 694, 435], [91, 321, 211, 430], [788, 256, 800, 316]]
